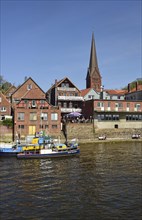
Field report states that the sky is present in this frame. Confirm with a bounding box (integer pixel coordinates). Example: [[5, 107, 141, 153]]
[[0, 0, 141, 92]]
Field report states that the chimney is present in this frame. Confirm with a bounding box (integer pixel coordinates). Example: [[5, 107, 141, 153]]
[[128, 83, 130, 92], [136, 81, 138, 91]]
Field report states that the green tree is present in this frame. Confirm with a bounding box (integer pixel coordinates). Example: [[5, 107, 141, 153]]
[[2, 119, 13, 128], [0, 75, 12, 93]]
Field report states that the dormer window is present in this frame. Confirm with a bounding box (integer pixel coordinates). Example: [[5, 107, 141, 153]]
[[32, 100, 36, 107], [27, 84, 32, 90]]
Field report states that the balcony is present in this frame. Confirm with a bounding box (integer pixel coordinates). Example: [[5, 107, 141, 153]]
[[57, 87, 76, 91], [61, 108, 82, 113], [58, 96, 84, 101]]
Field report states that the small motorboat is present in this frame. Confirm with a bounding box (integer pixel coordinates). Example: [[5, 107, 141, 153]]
[[17, 139, 80, 159], [132, 134, 141, 139], [98, 135, 106, 140]]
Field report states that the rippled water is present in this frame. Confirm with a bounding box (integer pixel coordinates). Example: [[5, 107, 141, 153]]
[[0, 142, 142, 220]]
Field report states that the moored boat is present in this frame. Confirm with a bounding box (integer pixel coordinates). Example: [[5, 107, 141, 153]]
[[0, 144, 24, 157], [17, 139, 80, 159]]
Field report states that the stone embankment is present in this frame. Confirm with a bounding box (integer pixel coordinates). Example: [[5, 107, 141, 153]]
[[0, 124, 142, 143], [60, 123, 142, 143]]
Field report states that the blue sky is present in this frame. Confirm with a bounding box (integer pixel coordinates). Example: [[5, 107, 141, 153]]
[[1, 0, 141, 92]]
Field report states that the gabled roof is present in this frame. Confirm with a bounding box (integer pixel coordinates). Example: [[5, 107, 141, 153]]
[[46, 77, 81, 93], [21, 88, 46, 99], [0, 92, 11, 105], [80, 88, 97, 97], [11, 77, 45, 96], [105, 89, 126, 95]]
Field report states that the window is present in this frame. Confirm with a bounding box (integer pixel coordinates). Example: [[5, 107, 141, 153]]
[[0, 107, 6, 112], [97, 102, 103, 107], [58, 102, 61, 107], [45, 125, 48, 129], [18, 125, 24, 129], [41, 113, 48, 120], [118, 103, 123, 108], [100, 114, 105, 120], [88, 95, 94, 99], [32, 100, 36, 107], [97, 102, 101, 107], [112, 115, 119, 120], [52, 125, 58, 129], [126, 114, 142, 121], [139, 115, 142, 120], [127, 103, 130, 108], [69, 102, 73, 108], [18, 112, 24, 120], [40, 100, 45, 104], [135, 104, 141, 110], [39, 125, 43, 129], [108, 102, 111, 107], [63, 102, 67, 108], [51, 113, 58, 120], [27, 84, 32, 90], [30, 112, 37, 120]]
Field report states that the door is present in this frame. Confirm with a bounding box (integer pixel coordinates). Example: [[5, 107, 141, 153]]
[[29, 126, 36, 135]]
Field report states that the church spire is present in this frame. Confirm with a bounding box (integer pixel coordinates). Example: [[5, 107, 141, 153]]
[[89, 33, 99, 72], [86, 33, 102, 92]]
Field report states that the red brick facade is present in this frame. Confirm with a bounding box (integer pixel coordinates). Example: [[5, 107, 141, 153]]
[[11, 77, 61, 139], [0, 92, 11, 119]]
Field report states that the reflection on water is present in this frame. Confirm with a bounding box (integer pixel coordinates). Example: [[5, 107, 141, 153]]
[[0, 142, 141, 220]]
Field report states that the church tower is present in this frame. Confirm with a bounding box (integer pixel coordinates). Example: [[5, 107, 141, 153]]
[[86, 33, 102, 92]]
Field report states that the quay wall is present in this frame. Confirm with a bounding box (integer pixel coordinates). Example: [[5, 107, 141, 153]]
[[62, 123, 142, 143], [0, 124, 142, 143]]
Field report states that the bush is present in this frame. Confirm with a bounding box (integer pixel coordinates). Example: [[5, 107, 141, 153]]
[[2, 119, 13, 128]]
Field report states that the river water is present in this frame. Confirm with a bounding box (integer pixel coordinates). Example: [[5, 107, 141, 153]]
[[0, 142, 141, 220]]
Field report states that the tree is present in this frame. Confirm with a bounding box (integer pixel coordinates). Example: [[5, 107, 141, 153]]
[[0, 75, 12, 93], [2, 119, 13, 128]]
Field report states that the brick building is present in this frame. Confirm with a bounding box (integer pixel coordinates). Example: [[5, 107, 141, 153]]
[[0, 92, 11, 120], [46, 77, 84, 117], [11, 77, 61, 140], [83, 99, 142, 129]]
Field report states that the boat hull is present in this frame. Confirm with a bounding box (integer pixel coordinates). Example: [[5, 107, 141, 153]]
[[17, 149, 80, 159], [0, 146, 23, 157], [0, 152, 18, 157]]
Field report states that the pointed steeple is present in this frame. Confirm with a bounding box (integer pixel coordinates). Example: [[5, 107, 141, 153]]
[[86, 33, 102, 92], [89, 33, 99, 72]]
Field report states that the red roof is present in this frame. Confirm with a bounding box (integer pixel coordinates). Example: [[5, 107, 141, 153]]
[[80, 88, 93, 97], [105, 89, 126, 95]]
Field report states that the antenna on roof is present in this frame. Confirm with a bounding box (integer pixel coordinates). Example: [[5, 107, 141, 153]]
[[24, 76, 28, 81]]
